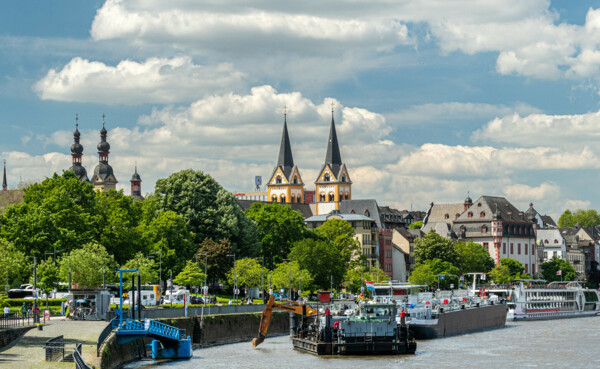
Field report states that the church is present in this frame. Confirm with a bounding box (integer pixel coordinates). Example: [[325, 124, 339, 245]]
[[67, 114, 143, 200], [266, 107, 352, 216]]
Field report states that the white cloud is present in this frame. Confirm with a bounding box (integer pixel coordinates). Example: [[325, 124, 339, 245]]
[[34, 56, 245, 104], [563, 199, 591, 211], [503, 182, 560, 202], [472, 110, 600, 147]]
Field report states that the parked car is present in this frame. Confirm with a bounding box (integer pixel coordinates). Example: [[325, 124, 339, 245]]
[[190, 296, 204, 304]]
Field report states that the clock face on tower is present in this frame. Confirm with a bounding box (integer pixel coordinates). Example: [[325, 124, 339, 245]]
[[255, 176, 262, 186]]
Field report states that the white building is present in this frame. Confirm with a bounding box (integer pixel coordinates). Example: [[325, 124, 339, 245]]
[[536, 228, 567, 261]]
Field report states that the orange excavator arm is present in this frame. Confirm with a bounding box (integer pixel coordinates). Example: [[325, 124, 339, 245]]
[[252, 295, 318, 348]]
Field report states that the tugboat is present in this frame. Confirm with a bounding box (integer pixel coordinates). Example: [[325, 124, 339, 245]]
[[253, 296, 416, 355]]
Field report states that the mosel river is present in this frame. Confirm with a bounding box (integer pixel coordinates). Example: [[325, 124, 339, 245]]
[[126, 317, 600, 368]]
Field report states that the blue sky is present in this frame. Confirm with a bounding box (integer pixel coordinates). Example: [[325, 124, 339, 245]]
[[2, 0, 600, 218]]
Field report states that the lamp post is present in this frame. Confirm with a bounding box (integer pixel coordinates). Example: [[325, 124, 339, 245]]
[[283, 259, 291, 300], [227, 253, 237, 304], [197, 253, 208, 306], [28, 256, 38, 322], [255, 257, 264, 303]]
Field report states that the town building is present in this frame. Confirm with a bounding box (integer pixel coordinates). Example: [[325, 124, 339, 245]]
[[525, 203, 558, 228], [535, 228, 567, 261], [392, 228, 422, 278]]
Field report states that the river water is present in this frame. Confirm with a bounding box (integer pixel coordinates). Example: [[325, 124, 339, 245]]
[[125, 317, 600, 368]]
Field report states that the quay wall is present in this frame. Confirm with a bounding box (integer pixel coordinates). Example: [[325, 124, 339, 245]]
[[0, 326, 35, 350], [100, 312, 290, 368]]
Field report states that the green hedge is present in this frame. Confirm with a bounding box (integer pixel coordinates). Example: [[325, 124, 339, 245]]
[[6, 298, 67, 307]]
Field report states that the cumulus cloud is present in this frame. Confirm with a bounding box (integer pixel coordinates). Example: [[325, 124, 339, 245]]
[[503, 182, 560, 202], [87, 1, 600, 82], [563, 199, 592, 211], [34, 56, 245, 104], [472, 110, 600, 147]]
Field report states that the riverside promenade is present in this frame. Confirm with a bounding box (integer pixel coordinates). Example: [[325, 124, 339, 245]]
[[0, 316, 107, 368]]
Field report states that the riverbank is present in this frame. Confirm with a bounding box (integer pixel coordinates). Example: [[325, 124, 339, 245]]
[[100, 311, 290, 369]]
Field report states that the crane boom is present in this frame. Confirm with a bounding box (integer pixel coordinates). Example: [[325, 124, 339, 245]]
[[252, 295, 318, 348]]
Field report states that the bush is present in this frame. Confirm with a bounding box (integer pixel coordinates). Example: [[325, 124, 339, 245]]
[[6, 298, 67, 307]]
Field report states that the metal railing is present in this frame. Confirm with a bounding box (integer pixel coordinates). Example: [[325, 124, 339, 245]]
[[43, 335, 65, 362], [96, 319, 115, 357], [74, 343, 92, 369], [0, 313, 33, 329]]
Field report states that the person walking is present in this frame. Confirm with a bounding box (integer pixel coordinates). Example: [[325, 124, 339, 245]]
[[3, 305, 9, 317], [20, 302, 27, 317]]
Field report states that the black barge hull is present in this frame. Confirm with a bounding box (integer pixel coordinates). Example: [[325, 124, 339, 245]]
[[410, 303, 507, 339], [292, 337, 417, 355]]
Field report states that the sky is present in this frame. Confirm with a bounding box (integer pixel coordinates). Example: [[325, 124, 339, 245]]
[[2, 0, 600, 219]]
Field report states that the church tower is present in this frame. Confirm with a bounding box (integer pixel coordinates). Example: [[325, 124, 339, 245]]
[[130, 164, 144, 201], [2, 159, 7, 191], [315, 106, 351, 215], [68, 115, 89, 182], [91, 114, 118, 191], [267, 111, 305, 203]]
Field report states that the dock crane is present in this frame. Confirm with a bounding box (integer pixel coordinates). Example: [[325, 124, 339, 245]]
[[252, 295, 318, 348]]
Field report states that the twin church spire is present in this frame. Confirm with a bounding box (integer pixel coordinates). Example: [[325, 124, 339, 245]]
[[267, 104, 351, 214]]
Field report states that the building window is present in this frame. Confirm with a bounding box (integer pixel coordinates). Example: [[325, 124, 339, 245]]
[[532, 264, 535, 274], [328, 193, 334, 202], [455, 213, 460, 219], [271, 195, 277, 202], [460, 225, 466, 234], [525, 264, 528, 273], [444, 213, 449, 219], [365, 210, 370, 217], [468, 212, 473, 218], [350, 209, 355, 214], [386, 250, 392, 258], [545, 240, 549, 244], [480, 211, 485, 217], [554, 239, 558, 243], [276, 175, 282, 184], [482, 225, 488, 233], [532, 245, 535, 255], [293, 176, 298, 184], [503, 243, 506, 254], [319, 193, 326, 202], [510, 243, 514, 254], [553, 251, 557, 258], [324, 173, 330, 181], [385, 264, 392, 272], [525, 244, 528, 255], [483, 242, 489, 251], [386, 240, 391, 246], [345, 193, 350, 200], [518, 243, 521, 255], [280, 195, 286, 203], [341, 176, 346, 182]]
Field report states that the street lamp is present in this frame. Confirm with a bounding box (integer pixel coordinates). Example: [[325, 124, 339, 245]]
[[227, 253, 237, 304], [255, 257, 264, 303], [197, 253, 208, 306], [149, 251, 162, 289], [28, 256, 38, 322], [283, 259, 291, 300]]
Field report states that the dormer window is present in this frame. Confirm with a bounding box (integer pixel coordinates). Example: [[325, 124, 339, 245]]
[[554, 239, 558, 244], [477, 203, 481, 207], [468, 212, 473, 218], [350, 209, 355, 214], [364, 210, 370, 217], [480, 211, 485, 217]]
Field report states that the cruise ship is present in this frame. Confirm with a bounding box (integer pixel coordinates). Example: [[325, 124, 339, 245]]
[[505, 280, 600, 321]]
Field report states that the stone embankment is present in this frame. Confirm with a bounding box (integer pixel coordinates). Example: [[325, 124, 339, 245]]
[[100, 312, 290, 369]]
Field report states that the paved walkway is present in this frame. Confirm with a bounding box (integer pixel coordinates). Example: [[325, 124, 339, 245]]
[[0, 316, 107, 368]]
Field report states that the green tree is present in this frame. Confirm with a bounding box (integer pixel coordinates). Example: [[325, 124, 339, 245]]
[[226, 258, 264, 288], [414, 230, 458, 265], [558, 209, 600, 228], [270, 261, 314, 292], [344, 265, 390, 293], [454, 241, 495, 274], [245, 202, 308, 268], [409, 259, 460, 289], [0, 171, 99, 257], [289, 238, 345, 290], [59, 242, 115, 288], [119, 252, 159, 285], [196, 238, 232, 283], [489, 258, 528, 283], [541, 257, 577, 282], [408, 221, 423, 230], [173, 260, 205, 288], [0, 239, 31, 287], [314, 219, 362, 267], [154, 169, 260, 257], [31, 257, 60, 293]]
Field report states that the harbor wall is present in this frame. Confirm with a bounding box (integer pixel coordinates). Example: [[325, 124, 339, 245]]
[[0, 326, 35, 350], [100, 312, 290, 368]]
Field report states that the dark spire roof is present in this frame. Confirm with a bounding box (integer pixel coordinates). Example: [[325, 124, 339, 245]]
[[2, 159, 7, 190], [130, 164, 142, 182], [276, 112, 295, 178], [324, 105, 342, 174], [97, 116, 110, 153], [71, 116, 84, 155]]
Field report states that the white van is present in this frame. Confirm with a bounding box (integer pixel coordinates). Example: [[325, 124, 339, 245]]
[[163, 289, 190, 305], [128, 290, 157, 306]]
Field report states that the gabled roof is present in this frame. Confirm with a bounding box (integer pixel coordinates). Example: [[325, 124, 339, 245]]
[[540, 215, 558, 228], [423, 203, 464, 226], [396, 227, 424, 241], [535, 228, 564, 247], [454, 196, 530, 223], [422, 222, 454, 239], [305, 212, 375, 223], [339, 199, 382, 228]]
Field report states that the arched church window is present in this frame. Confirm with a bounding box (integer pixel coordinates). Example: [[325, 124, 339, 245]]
[[328, 193, 334, 202], [345, 193, 349, 200], [280, 195, 286, 203], [293, 176, 298, 184], [324, 174, 330, 182], [276, 175, 282, 184], [272, 195, 277, 202], [320, 193, 326, 202], [341, 176, 346, 182]]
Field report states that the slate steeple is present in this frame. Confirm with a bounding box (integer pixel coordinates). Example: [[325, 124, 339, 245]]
[[2, 159, 7, 191], [68, 114, 89, 182], [130, 163, 144, 201], [325, 106, 342, 174], [277, 111, 295, 178], [91, 113, 118, 191]]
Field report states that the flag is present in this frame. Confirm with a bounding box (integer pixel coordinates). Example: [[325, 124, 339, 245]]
[[460, 275, 464, 281], [481, 273, 486, 281], [557, 270, 562, 276], [364, 279, 375, 291]]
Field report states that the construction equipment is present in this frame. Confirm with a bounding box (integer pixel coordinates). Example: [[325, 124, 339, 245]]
[[252, 295, 318, 348]]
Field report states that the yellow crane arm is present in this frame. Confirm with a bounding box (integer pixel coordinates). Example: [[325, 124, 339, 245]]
[[252, 295, 318, 348]]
